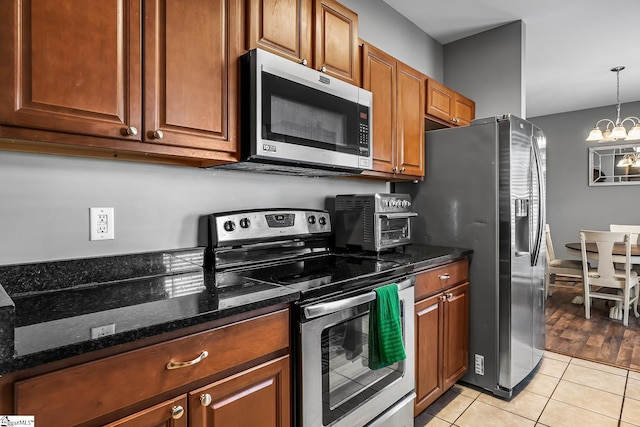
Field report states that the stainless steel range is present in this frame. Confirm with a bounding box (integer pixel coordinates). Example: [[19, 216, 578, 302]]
[[205, 208, 416, 427]]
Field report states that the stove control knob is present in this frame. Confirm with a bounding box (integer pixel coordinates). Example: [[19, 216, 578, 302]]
[[319, 216, 327, 226], [390, 199, 397, 207], [223, 220, 236, 232], [308, 215, 316, 225], [239, 218, 251, 229]]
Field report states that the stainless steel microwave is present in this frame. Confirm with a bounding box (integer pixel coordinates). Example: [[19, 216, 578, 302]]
[[219, 48, 373, 176]]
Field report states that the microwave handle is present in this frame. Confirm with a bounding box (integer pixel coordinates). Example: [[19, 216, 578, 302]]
[[303, 277, 413, 320], [377, 212, 418, 219]]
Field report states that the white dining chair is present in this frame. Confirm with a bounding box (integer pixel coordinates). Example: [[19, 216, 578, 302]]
[[609, 224, 640, 243], [580, 230, 640, 327], [546, 224, 587, 302]]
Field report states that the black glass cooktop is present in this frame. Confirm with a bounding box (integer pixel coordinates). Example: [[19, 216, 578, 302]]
[[216, 253, 413, 302]]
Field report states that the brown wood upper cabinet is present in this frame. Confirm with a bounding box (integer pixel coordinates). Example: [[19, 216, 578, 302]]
[[0, 0, 240, 166], [426, 79, 475, 127], [246, 0, 359, 86], [361, 42, 424, 179]]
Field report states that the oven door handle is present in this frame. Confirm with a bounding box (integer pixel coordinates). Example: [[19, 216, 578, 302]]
[[303, 277, 414, 320], [377, 212, 418, 219]]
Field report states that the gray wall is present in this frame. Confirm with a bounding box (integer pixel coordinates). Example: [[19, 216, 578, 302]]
[[443, 21, 525, 118], [0, 1, 442, 266], [0, 151, 384, 265], [340, 0, 443, 80], [530, 101, 640, 255]]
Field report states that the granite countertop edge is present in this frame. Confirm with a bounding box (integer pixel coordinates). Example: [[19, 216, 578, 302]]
[[0, 244, 471, 376], [0, 290, 299, 376]]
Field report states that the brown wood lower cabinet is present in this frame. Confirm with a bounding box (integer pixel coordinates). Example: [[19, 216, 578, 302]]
[[189, 356, 290, 427], [106, 356, 290, 427], [414, 260, 469, 415], [8, 308, 291, 427], [104, 395, 188, 427]]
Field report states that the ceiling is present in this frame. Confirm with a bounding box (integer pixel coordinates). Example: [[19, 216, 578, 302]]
[[382, 0, 640, 118]]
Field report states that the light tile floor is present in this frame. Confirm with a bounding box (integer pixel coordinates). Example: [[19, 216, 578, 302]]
[[415, 351, 640, 427]]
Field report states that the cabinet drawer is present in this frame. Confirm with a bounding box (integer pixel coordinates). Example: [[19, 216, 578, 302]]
[[415, 259, 469, 300], [15, 309, 289, 427]]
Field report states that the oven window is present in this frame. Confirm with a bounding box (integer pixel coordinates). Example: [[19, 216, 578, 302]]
[[379, 217, 409, 242], [321, 303, 405, 425], [262, 72, 359, 154]]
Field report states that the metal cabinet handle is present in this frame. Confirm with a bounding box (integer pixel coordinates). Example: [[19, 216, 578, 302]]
[[171, 405, 184, 419], [166, 350, 208, 370], [438, 274, 450, 280], [392, 166, 398, 173], [153, 130, 164, 139], [320, 66, 327, 73], [439, 295, 446, 302], [446, 292, 454, 301], [400, 167, 406, 172], [200, 393, 212, 407], [125, 126, 138, 136], [301, 58, 308, 66]]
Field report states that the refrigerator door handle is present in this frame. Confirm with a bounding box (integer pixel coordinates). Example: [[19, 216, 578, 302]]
[[531, 138, 545, 266]]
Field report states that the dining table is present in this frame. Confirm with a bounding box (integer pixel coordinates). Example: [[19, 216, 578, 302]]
[[565, 241, 640, 320], [565, 242, 640, 263]]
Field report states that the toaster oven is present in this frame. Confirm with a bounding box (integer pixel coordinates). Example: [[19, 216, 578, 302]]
[[334, 193, 417, 252]]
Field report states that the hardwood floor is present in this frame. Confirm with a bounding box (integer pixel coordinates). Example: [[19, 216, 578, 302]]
[[546, 282, 640, 372]]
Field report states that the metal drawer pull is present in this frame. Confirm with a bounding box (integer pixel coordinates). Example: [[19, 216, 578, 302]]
[[200, 393, 212, 407], [166, 350, 208, 370], [446, 292, 454, 301], [171, 405, 184, 419], [438, 274, 450, 280]]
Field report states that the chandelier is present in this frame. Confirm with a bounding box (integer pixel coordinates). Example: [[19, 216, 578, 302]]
[[586, 66, 640, 142], [617, 148, 640, 167]]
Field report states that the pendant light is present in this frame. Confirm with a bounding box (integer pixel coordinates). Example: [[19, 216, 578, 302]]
[[586, 66, 640, 142]]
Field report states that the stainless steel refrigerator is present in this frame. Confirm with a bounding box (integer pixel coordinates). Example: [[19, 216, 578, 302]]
[[397, 115, 546, 398]]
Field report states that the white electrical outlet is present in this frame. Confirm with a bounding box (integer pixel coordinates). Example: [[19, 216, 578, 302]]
[[90, 207, 115, 241], [91, 323, 116, 339]]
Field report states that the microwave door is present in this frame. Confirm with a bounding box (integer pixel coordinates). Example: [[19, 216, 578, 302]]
[[244, 49, 373, 172]]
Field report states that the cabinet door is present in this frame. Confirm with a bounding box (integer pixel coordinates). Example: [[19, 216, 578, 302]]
[[443, 282, 469, 390], [396, 62, 425, 177], [246, 0, 312, 66], [454, 93, 476, 126], [190, 355, 291, 427], [314, 0, 359, 85], [0, 0, 142, 140], [414, 293, 444, 415], [103, 395, 187, 427], [144, 0, 239, 154], [426, 79, 454, 124], [361, 43, 396, 174]]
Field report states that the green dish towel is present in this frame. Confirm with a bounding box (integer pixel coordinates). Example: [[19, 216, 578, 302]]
[[368, 283, 406, 370]]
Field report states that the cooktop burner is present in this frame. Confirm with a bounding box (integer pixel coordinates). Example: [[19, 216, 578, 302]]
[[205, 208, 414, 302], [215, 253, 410, 301]]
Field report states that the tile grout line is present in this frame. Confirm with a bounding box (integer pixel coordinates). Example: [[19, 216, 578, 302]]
[[533, 356, 570, 425], [619, 371, 629, 426]]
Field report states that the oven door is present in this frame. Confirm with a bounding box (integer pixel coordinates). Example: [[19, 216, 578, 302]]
[[299, 278, 415, 427], [375, 212, 417, 250], [246, 49, 372, 171]]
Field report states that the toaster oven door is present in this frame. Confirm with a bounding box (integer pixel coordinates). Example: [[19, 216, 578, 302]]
[[375, 213, 417, 250]]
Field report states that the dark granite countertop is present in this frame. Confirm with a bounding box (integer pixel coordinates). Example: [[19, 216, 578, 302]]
[[0, 247, 299, 375], [0, 244, 471, 375]]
